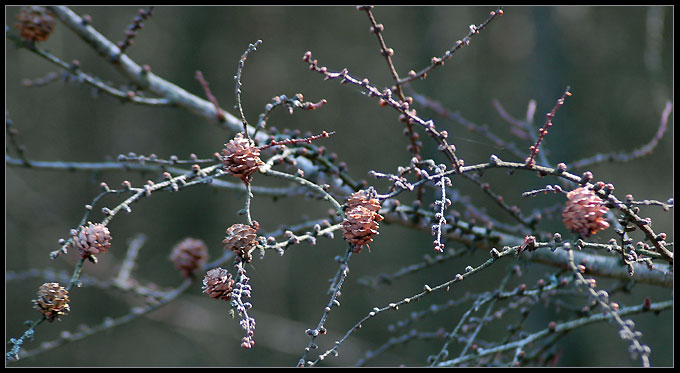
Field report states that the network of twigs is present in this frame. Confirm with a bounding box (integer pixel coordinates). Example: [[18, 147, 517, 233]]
[[6, 6, 673, 367]]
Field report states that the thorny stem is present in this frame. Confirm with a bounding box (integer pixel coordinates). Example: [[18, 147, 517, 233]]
[[4, 154, 308, 197], [431, 166, 450, 252], [358, 7, 424, 200], [397, 7, 504, 84], [259, 130, 334, 151], [299, 248, 354, 366], [46, 164, 222, 259], [101, 163, 221, 227], [235, 40, 263, 140], [524, 86, 571, 167], [359, 6, 402, 96], [116, 7, 154, 56], [303, 54, 464, 174], [262, 222, 342, 255], [493, 98, 549, 166], [232, 260, 256, 349], [254, 94, 327, 140]]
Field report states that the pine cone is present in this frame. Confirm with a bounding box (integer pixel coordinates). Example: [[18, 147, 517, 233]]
[[16, 6, 55, 43], [342, 190, 384, 253], [33, 282, 70, 322], [170, 238, 209, 279], [73, 222, 112, 259], [562, 187, 610, 237], [222, 223, 259, 263], [221, 133, 264, 185], [202, 268, 234, 301]]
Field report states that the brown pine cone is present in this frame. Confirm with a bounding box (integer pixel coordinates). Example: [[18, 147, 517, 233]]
[[33, 282, 70, 322], [202, 268, 234, 301], [170, 238, 209, 279], [562, 187, 610, 237], [222, 223, 259, 263], [73, 222, 112, 259], [16, 6, 55, 43], [342, 190, 384, 253], [221, 133, 264, 185], [345, 189, 382, 213]]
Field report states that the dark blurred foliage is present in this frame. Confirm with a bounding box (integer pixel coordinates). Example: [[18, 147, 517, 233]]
[[5, 6, 672, 367]]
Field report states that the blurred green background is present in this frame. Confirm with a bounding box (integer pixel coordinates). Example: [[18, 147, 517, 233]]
[[6, 6, 673, 367]]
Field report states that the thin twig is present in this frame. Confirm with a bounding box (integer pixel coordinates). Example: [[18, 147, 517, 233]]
[[234, 40, 263, 140], [195, 70, 226, 122], [567, 101, 672, 169], [435, 299, 672, 367]]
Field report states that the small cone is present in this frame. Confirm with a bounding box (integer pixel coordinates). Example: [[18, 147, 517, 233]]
[[342, 190, 383, 253], [202, 268, 234, 301], [16, 6, 55, 42], [73, 222, 112, 259], [562, 187, 610, 237], [221, 133, 264, 184], [33, 282, 70, 322], [170, 238, 209, 279], [222, 223, 259, 263]]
